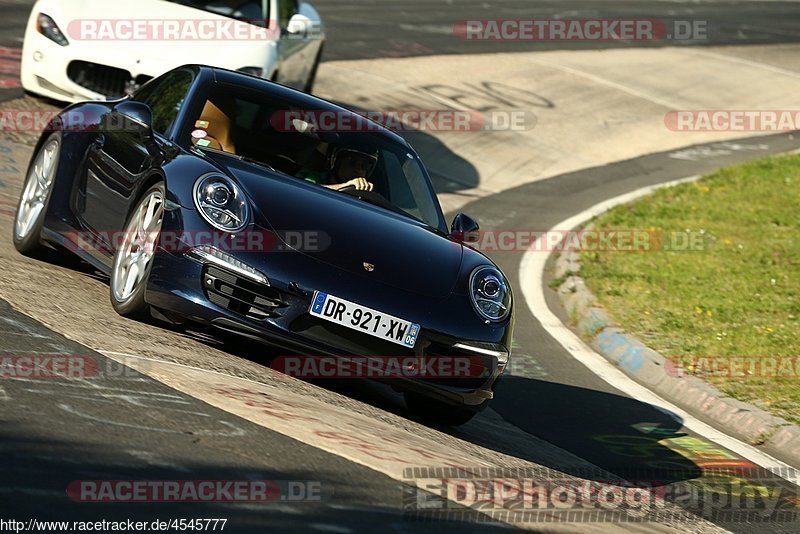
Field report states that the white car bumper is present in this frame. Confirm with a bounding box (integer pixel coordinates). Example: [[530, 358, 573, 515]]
[[21, 33, 108, 102]]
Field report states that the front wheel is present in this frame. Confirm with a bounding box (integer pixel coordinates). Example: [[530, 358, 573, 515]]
[[110, 183, 165, 319], [404, 391, 479, 426], [13, 134, 61, 255]]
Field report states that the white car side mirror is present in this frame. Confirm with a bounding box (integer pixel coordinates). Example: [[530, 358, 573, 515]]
[[286, 13, 313, 36]]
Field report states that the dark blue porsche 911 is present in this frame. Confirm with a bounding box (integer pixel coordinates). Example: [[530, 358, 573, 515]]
[[12, 65, 513, 425]]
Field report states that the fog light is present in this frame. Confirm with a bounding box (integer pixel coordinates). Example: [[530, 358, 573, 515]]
[[185, 245, 269, 285]]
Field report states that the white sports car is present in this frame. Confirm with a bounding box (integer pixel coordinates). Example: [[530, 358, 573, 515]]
[[20, 0, 324, 102]]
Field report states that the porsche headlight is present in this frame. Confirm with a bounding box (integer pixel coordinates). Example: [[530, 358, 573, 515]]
[[37, 13, 69, 46], [193, 174, 250, 232], [469, 266, 511, 322]]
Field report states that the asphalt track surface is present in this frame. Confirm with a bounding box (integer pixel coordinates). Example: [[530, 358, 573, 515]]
[[0, 300, 510, 533], [312, 0, 800, 60], [2, 134, 799, 531], [1, 0, 800, 532]]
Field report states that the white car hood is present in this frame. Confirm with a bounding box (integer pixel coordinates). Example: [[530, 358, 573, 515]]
[[40, 0, 274, 77]]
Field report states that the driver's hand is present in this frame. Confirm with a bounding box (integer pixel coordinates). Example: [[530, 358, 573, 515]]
[[341, 178, 373, 191]]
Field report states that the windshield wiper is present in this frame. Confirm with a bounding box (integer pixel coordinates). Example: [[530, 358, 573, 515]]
[[341, 189, 429, 223], [193, 146, 276, 172], [237, 155, 276, 172]]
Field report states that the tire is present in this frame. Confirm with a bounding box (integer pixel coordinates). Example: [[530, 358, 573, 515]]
[[404, 391, 478, 426], [303, 44, 324, 94], [13, 134, 61, 256], [109, 182, 165, 319]]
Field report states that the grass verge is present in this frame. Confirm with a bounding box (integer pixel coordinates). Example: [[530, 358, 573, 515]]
[[580, 153, 800, 424]]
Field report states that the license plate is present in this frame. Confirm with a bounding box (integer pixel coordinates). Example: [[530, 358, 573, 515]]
[[309, 291, 420, 348]]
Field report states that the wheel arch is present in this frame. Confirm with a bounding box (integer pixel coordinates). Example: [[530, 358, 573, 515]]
[[127, 171, 168, 222], [139, 171, 167, 198]]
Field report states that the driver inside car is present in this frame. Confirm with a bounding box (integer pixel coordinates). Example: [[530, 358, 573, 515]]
[[298, 146, 378, 191]]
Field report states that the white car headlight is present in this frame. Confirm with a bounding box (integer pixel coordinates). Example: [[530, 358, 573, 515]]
[[193, 174, 250, 232], [37, 13, 69, 46], [469, 266, 511, 322]]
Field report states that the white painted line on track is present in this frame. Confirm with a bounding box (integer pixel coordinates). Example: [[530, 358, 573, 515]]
[[684, 48, 800, 81], [524, 57, 684, 110], [518, 175, 800, 484]]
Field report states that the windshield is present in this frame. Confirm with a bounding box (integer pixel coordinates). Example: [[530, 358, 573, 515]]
[[188, 86, 447, 232], [162, 0, 268, 24]]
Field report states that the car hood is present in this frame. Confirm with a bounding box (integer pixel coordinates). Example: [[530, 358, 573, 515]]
[[225, 164, 464, 299], [43, 0, 273, 76]]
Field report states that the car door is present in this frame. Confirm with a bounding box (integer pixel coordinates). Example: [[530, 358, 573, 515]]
[[80, 69, 194, 260]]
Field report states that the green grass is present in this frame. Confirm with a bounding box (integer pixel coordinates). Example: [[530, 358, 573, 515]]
[[579, 154, 800, 424]]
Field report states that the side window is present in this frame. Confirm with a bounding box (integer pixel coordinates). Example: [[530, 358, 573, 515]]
[[234, 99, 261, 130], [131, 70, 194, 136], [278, 0, 299, 27]]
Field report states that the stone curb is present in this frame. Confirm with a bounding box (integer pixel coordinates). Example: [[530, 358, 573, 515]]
[[553, 249, 800, 468]]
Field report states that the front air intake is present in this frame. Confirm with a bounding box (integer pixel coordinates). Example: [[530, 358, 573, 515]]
[[203, 265, 288, 320]]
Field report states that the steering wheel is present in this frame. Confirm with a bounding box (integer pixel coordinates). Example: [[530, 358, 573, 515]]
[[337, 185, 397, 210], [272, 154, 301, 174]]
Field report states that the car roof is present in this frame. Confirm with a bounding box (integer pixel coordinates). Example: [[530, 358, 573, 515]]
[[193, 65, 411, 148]]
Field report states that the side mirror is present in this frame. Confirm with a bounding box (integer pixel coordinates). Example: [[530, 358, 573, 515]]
[[114, 100, 154, 137], [285, 13, 313, 37], [450, 212, 480, 244]]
